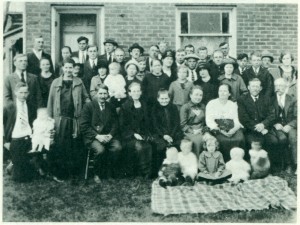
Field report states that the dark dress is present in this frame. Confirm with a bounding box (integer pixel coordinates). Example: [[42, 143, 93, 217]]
[[119, 98, 153, 177], [194, 78, 218, 105], [151, 102, 183, 175], [38, 74, 55, 107]]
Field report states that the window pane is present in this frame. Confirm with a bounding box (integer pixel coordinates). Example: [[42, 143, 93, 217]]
[[181, 12, 188, 34], [190, 13, 221, 33], [222, 13, 229, 33]]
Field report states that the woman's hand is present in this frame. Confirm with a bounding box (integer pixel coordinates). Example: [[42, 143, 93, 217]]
[[163, 135, 173, 144], [134, 133, 144, 141]]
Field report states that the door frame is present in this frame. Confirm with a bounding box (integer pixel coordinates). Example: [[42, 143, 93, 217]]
[[51, 5, 105, 66]]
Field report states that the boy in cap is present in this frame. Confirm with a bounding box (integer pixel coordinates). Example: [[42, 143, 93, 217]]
[[184, 53, 199, 82]]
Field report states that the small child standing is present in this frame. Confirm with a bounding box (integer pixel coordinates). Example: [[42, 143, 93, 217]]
[[168, 66, 193, 111], [178, 139, 198, 185], [90, 60, 108, 98], [28, 108, 55, 153], [158, 147, 184, 188], [249, 140, 270, 179], [197, 137, 231, 184], [104, 62, 127, 110]]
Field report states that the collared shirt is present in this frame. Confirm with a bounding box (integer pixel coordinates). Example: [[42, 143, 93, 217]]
[[188, 69, 198, 82], [33, 49, 42, 60], [277, 93, 286, 108], [98, 102, 105, 111], [252, 66, 260, 75], [15, 70, 27, 82], [12, 99, 32, 138], [251, 95, 259, 102], [79, 50, 87, 63], [89, 58, 98, 68]]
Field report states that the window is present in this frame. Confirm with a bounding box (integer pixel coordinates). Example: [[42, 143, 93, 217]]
[[176, 5, 236, 56]]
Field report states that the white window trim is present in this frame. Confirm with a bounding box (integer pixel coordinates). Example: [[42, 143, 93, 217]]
[[176, 6, 237, 57]]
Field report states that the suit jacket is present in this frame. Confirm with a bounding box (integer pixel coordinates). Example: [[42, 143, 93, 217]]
[[80, 99, 119, 145], [27, 51, 54, 75], [4, 72, 43, 119], [3, 101, 35, 143], [99, 53, 114, 64], [83, 57, 101, 92], [72, 50, 89, 62], [242, 66, 274, 98], [237, 93, 276, 132], [273, 94, 297, 128]]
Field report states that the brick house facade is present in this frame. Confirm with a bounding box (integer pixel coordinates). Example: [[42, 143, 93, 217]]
[[24, 2, 297, 66]]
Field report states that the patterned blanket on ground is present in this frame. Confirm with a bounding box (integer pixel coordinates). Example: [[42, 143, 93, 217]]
[[151, 176, 296, 215]]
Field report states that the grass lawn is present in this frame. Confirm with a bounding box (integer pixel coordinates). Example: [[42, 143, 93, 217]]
[[3, 167, 297, 222]]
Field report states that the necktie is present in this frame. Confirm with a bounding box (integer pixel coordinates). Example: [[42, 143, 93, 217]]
[[20, 102, 29, 129], [92, 60, 95, 69], [278, 95, 284, 109], [191, 70, 195, 81], [100, 103, 105, 111], [21, 72, 25, 83]]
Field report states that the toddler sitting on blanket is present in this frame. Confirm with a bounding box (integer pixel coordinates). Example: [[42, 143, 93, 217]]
[[158, 147, 184, 188], [197, 137, 231, 184], [178, 139, 198, 185], [249, 140, 270, 179], [28, 108, 55, 153]]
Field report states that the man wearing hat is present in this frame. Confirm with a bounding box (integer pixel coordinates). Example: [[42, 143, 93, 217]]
[[184, 53, 200, 82], [72, 36, 89, 64], [261, 50, 274, 70], [128, 43, 144, 63], [99, 38, 118, 64]]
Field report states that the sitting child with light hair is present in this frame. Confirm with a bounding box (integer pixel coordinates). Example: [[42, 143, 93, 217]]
[[178, 139, 198, 185], [28, 108, 55, 153], [226, 147, 251, 184], [249, 140, 270, 179]]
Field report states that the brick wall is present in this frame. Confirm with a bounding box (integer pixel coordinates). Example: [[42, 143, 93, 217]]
[[237, 4, 298, 64], [104, 3, 176, 54], [25, 3, 297, 64]]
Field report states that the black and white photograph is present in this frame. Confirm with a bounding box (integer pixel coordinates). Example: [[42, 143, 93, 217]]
[[2, 0, 298, 222]]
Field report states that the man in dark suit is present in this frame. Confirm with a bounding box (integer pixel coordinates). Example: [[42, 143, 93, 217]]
[[206, 49, 224, 84], [80, 84, 122, 183], [4, 54, 43, 119], [72, 36, 89, 64], [234, 53, 249, 76], [27, 36, 54, 75], [242, 51, 274, 98], [3, 82, 37, 182], [83, 45, 101, 93], [272, 78, 297, 173], [114, 47, 126, 76], [237, 78, 277, 163], [99, 38, 118, 64], [219, 42, 236, 61], [145, 44, 159, 72]]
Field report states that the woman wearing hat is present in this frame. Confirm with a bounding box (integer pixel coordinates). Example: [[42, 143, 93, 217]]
[[124, 60, 141, 90], [194, 63, 218, 105], [162, 50, 177, 82], [128, 43, 144, 63], [261, 50, 274, 70], [270, 51, 297, 101], [218, 58, 248, 102], [90, 60, 109, 98]]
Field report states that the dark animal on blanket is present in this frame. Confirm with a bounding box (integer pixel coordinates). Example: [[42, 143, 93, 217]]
[[249, 148, 270, 179], [158, 147, 184, 188]]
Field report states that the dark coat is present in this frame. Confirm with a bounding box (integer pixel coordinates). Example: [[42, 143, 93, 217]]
[[99, 53, 114, 64], [273, 94, 297, 128], [242, 66, 274, 98], [237, 93, 276, 132], [119, 98, 151, 140], [206, 60, 223, 84], [82, 57, 101, 92], [27, 51, 54, 75], [3, 101, 35, 143], [80, 99, 119, 145], [4, 72, 43, 119], [151, 103, 183, 140], [193, 78, 218, 105]]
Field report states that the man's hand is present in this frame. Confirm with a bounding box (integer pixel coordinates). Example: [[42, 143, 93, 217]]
[[274, 123, 284, 131], [254, 123, 265, 132], [96, 135, 109, 143], [106, 134, 113, 142], [261, 129, 268, 135], [163, 135, 173, 144], [283, 125, 291, 133], [134, 133, 144, 140]]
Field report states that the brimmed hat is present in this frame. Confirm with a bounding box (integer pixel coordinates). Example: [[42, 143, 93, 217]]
[[125, 60, 140, 72], [196, 63, 210, 74], [184, 53, 200, 60], [162, 50, 175, 60], [103, 38, 118, 47], [128, 43, 144, 54], [97, 60, 108, 70], [261, 50, 274, 63], [221, 58, 238, 70]]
